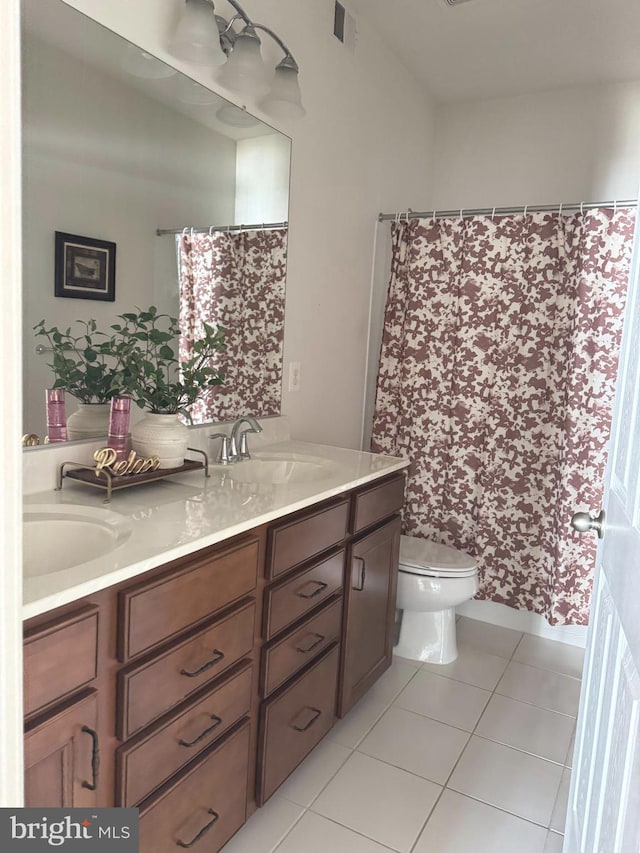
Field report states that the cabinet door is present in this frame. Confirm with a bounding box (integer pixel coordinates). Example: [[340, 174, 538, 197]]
[[25, 689, 99, 808], [339, 516, 401, 716]]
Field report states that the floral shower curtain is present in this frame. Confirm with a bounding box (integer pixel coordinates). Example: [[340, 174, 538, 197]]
[[371, 209, 636, 624], [178, 228, 287, 423]]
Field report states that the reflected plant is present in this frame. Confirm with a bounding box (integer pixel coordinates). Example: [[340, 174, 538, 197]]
[[111, 306, 225, 416], [33, 318, 136, 403]]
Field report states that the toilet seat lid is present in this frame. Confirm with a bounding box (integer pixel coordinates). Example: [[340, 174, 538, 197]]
[[399, 535, 477, 578]]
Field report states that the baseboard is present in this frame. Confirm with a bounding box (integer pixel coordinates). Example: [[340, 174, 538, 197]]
[[456, 600, 588, 649]]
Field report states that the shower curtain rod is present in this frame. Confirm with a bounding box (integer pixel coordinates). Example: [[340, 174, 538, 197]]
[[378, 199, 637, 222], [156, 220, 288, 236]]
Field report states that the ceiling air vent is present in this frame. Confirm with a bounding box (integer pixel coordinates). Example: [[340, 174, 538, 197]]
[[440, 0, 476, 6]]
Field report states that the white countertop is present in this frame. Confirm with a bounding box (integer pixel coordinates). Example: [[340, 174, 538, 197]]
[[23, 440, 408, 621]]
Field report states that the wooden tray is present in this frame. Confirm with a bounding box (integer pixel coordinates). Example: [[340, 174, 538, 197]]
[[56, 449, 209, 503]]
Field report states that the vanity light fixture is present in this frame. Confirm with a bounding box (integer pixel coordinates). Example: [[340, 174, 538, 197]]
[[168, 0, 305, 118]]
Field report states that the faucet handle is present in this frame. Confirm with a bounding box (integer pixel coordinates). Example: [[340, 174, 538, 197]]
[[238, 429, 253, 460], [209, 432, 231, 465]]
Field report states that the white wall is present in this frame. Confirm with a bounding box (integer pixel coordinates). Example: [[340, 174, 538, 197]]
[[431, 81, 640, 209], [61, 0, 436, 449], [22, 35, 237, 438]]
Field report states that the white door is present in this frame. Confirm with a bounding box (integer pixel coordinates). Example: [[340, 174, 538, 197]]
[[564, 212, 640, 852]]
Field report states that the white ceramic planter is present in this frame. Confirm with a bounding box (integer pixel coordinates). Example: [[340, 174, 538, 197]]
[[131, 413, 189, 469], [66, 402, 110, 441]]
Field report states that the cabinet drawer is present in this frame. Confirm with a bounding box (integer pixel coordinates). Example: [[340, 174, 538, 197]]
[[261, 596, 342, 697], [116, 662, 253, 807], [139, 720, 250, 853], [267, 499, 349, 580], [24, 604, 99, 718], [264, 550, 344, 640], [351, 474, 405, 534], [258, 644, 339, 804], [117, 600, 255, 739], [118, 537, 259, 662]]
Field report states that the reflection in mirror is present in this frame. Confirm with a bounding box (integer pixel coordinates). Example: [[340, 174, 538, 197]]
[[22, 0, 291, 444]]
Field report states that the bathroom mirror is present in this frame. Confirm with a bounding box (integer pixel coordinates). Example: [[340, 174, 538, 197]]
[[21, 0, 291, 443]]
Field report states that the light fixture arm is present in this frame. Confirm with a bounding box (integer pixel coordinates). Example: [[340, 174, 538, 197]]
[[250, 23, 299, 70], [224, 0, 253, 27], [219, 0, 299, 69]]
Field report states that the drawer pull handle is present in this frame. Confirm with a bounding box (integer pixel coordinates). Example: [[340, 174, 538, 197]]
[[176, 809, 219, 848], [180, 649, 225, 678], [297, 581, 328, 600], [291, 706, 322, 732], [178, 714, 223, 748], [81, 726, 100, 792], [296, 632, 326, 654], [352, 556, 366, 591]]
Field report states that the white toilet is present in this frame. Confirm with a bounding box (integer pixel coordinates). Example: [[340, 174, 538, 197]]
[[395, 535, 478, 664]]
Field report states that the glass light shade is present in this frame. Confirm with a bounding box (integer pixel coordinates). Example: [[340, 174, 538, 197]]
[[217, 30, 268, 96], [216, 103, 260, 128], [259, 64, 306, 120], [168, 0, 227, 67], [121, 45, 177, 79]]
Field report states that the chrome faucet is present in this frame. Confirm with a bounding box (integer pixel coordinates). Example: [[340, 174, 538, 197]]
[[229, 416, 262, 462], [210, 416, 262, 465]]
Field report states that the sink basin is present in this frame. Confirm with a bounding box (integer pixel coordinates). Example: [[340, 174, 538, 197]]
[[225, 453, 335, 485], [23, 504, 133, 577]]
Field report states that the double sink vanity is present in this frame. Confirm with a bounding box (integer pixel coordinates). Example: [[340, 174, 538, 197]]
[[22, 433, 407, 852]]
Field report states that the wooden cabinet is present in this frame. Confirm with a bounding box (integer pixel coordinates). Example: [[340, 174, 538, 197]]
[[257, 645, 339, 804], [24, 604, 99, 718], [25, 689, 99, 808], [261, 596, 342, 697], [118, 538, 259, 662], [117, 599, 256, 739], [340, 515, 402, 716], [138, 721, 251, 853], [23, 468, 405, 850], [116, 663, 253, 807], [263, 549, 344, 639]]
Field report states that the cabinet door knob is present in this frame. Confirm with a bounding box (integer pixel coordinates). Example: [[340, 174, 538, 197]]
[[80, 726, 100, 792], [176, 809, 219, 848]]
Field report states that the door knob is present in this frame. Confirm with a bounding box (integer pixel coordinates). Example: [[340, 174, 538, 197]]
[[571, 509, 606, 540]]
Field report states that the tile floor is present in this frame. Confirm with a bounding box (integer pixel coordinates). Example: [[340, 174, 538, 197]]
[[222, 617, 583, 853]]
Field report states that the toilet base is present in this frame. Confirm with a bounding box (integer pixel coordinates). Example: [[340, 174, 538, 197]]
[[394, 608, 458, 664]]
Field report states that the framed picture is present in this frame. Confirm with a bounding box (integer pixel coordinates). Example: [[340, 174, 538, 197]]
[[54, 231, 116, 301]]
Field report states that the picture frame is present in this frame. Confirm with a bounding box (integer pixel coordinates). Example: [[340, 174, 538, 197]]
[[54, 231, 116, 301]]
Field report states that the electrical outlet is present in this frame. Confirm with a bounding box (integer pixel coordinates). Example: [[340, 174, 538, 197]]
[[288, 362, 301, 392]]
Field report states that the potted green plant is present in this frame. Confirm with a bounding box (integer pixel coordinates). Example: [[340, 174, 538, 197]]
[[111, 307, 225, 468], [33, 318, 137, 440]]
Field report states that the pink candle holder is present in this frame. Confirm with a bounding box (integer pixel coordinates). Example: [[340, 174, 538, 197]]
[[46, 388, 67, 442], [107, 396, 132, 461]]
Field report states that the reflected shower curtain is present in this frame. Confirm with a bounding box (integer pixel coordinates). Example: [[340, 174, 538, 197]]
[[178, 228, 287, 423], [371, 209, 635, 624]]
